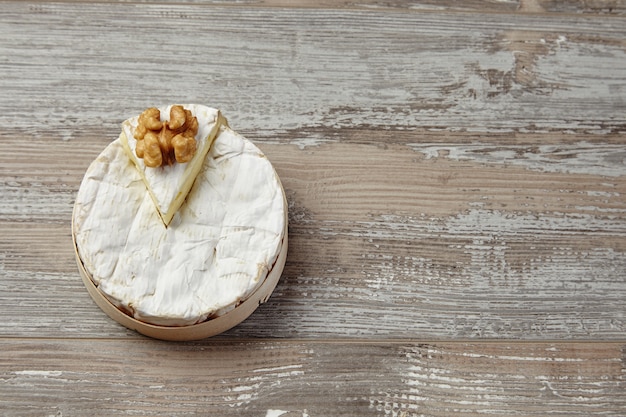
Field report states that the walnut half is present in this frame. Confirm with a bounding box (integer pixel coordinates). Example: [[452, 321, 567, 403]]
[[133, 105, 199, 168]]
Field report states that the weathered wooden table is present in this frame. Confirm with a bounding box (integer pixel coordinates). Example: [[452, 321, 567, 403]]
[[1, 1, 625, 415]]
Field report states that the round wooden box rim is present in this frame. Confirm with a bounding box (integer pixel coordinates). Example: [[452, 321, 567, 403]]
[[71, 148, 289, 341], [73, 218, 287, 341]]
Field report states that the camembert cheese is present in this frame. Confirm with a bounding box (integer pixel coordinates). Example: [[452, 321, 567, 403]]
[[73, 107, 286, 326]]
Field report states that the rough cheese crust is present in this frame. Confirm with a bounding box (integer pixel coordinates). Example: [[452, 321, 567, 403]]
[[73, 126, 286, 326]]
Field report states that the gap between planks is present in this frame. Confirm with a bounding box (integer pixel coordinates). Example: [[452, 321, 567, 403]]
[[1, 336, 625, 345], [13, 0, 626, 18]]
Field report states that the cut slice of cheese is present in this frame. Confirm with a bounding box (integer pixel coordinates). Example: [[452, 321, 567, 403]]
[[119, 104, 225, 226]]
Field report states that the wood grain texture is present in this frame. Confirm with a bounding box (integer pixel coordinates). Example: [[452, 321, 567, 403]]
[[24, 0, 626, 15], [2, 134, 626, 339], [1, 1, 625, 340], [0, 0, 625, 414], [1, 340, 624, 416], [2, 2, 626, 138]]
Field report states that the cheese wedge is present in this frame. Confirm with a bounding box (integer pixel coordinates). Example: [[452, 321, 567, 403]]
[[120, 104, 225, 226]]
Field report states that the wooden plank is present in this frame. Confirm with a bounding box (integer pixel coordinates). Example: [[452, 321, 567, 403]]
[[1, 2, 624, 139], [23, 0, 626, 15], [538, 0, 626, 14], [0, 3, 624, 340], [1, 339, 624, 416], [1, 134, 625, 339]]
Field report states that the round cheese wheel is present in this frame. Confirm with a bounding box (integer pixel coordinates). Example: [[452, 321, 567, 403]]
[[72, 107, 287, 339]]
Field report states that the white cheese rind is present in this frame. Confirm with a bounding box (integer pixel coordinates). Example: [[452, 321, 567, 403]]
[[74, 125, 286, 326]]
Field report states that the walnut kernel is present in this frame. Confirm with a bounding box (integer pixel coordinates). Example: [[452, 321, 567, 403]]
[[168, 105, 187, 131], [133, 105, 199, 167], [172, 133, 197, 163], [143, 132, 163, 168]]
